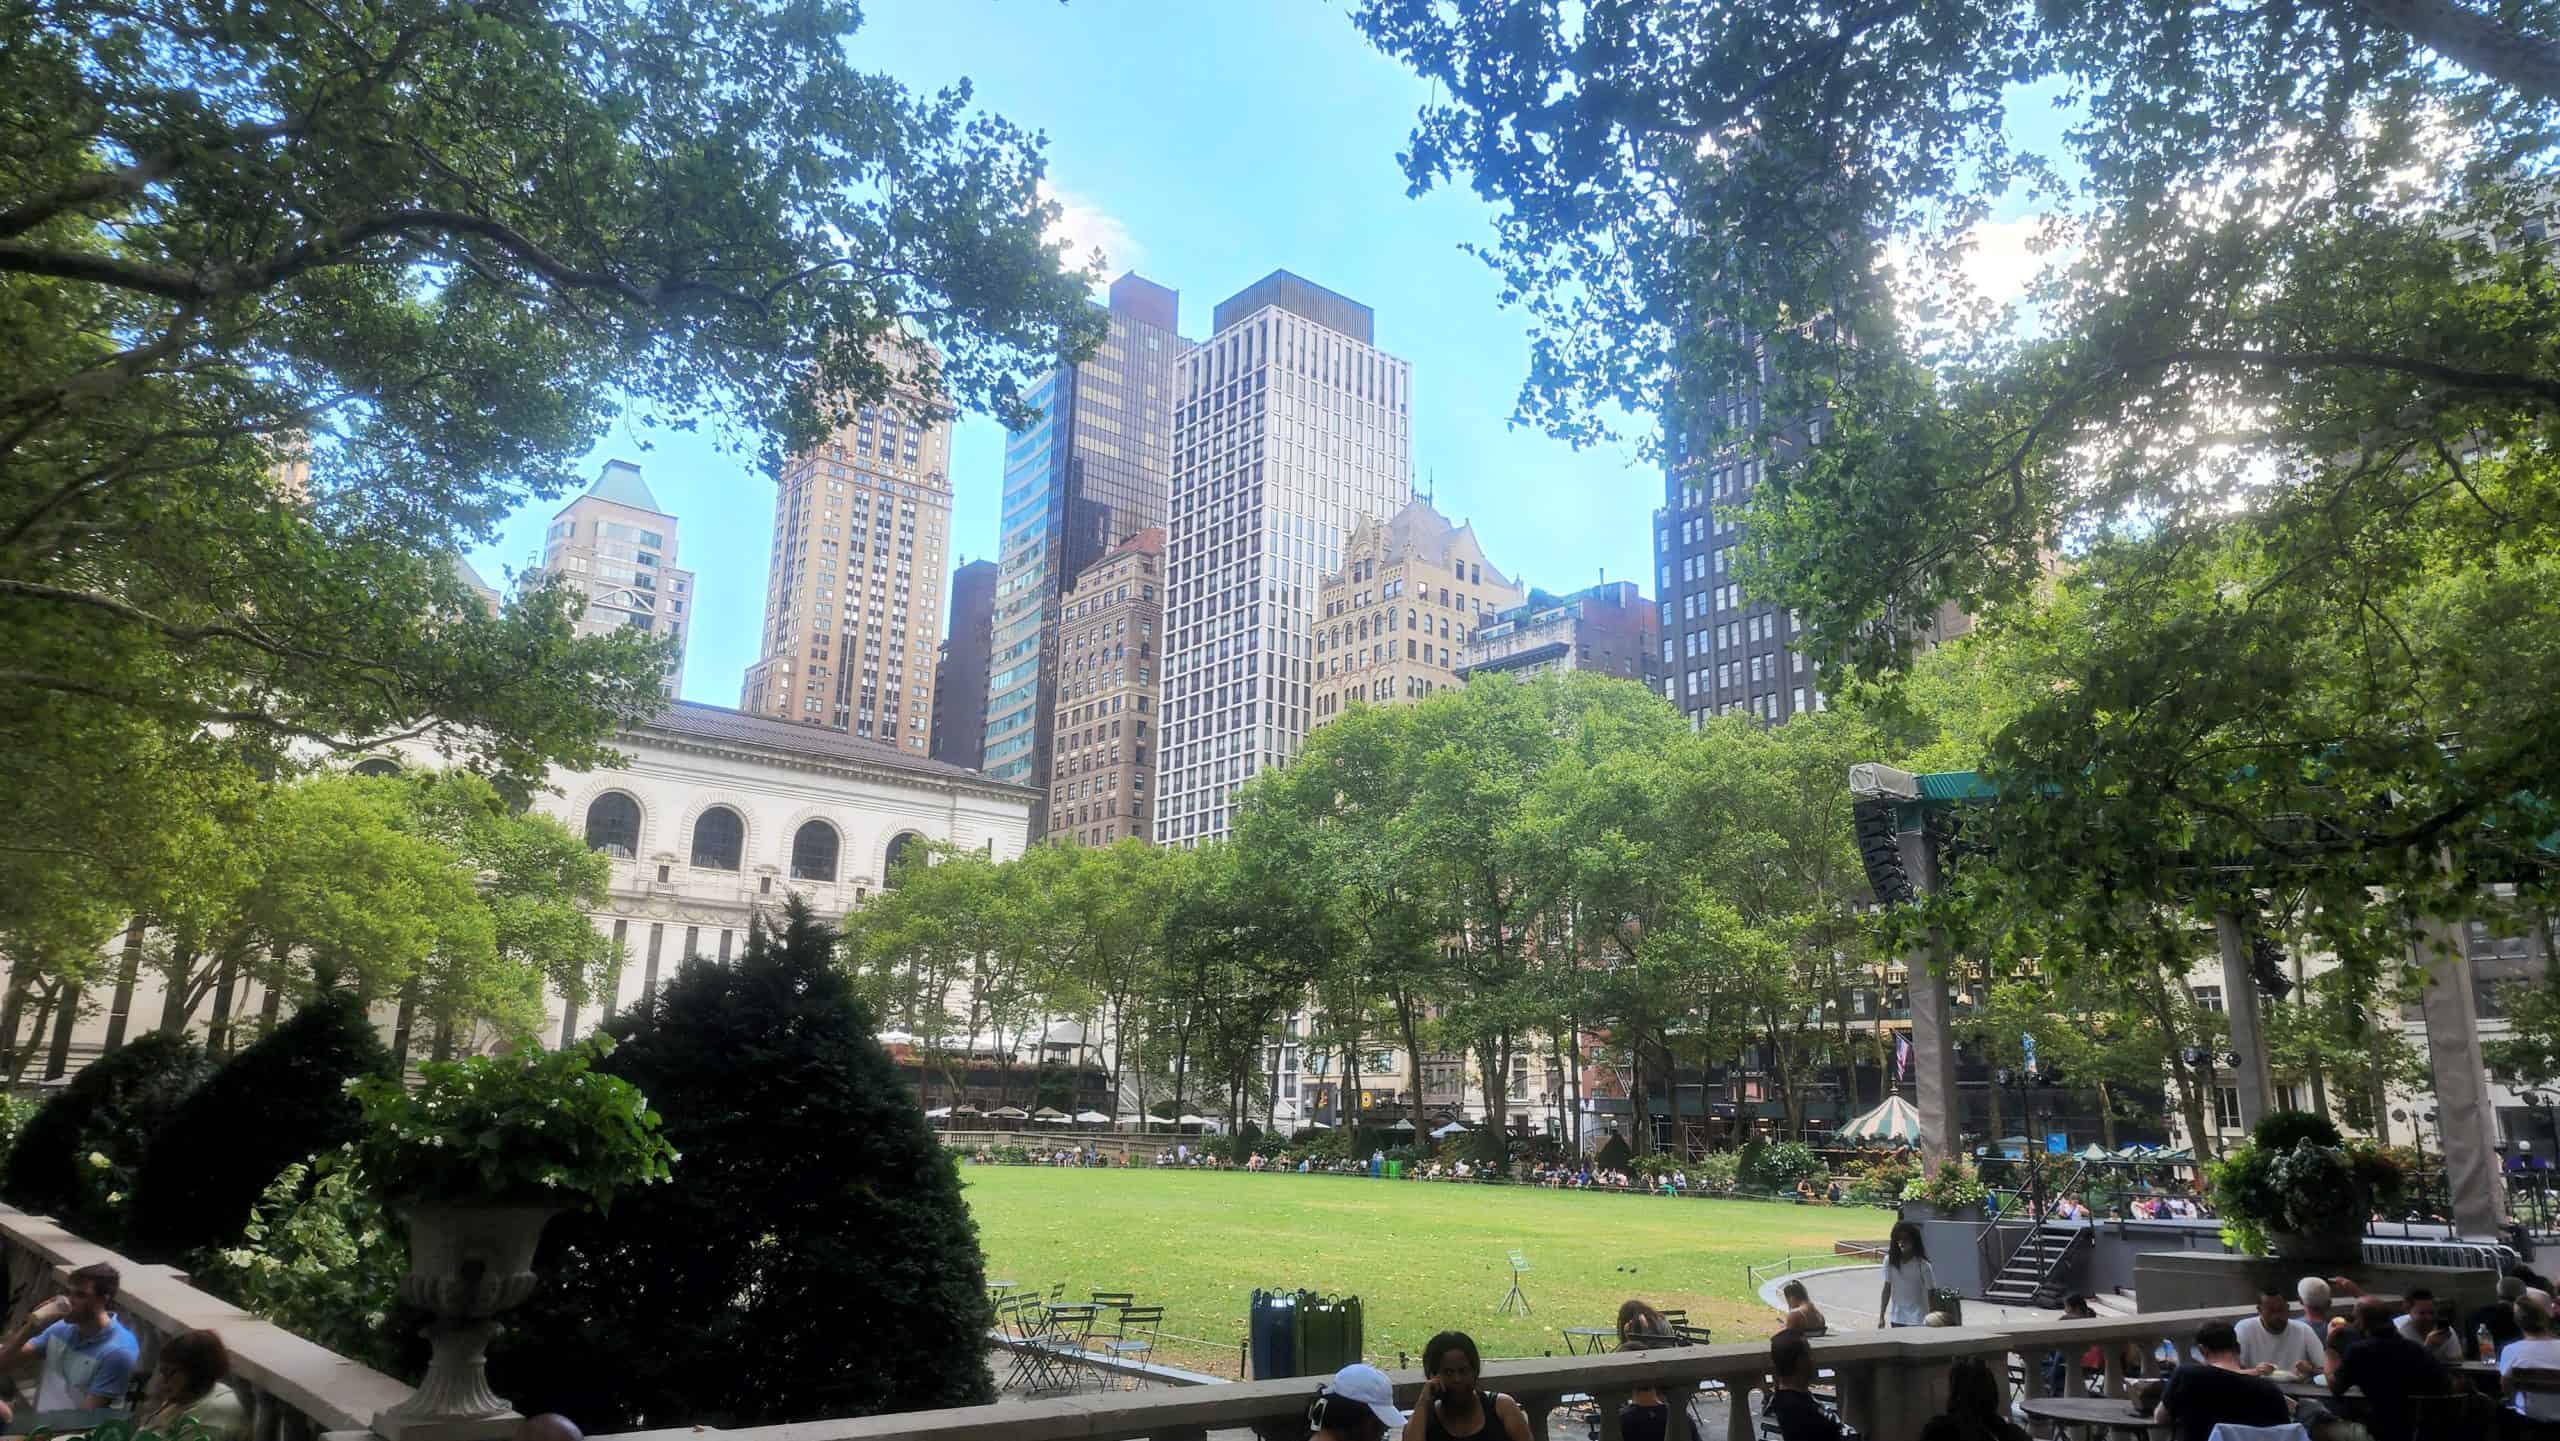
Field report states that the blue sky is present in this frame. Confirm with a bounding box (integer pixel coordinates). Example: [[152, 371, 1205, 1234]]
[[464, 3, 1665, 707]]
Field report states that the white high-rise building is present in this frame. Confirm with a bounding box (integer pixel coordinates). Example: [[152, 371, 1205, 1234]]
[[1154, 272, 1413, 846]]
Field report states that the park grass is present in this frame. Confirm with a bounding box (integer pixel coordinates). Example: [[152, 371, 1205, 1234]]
[[959, 1166, 1871, 1376]]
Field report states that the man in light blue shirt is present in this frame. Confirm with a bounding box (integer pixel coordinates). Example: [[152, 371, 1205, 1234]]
[[0, 1262, 140, 1421]]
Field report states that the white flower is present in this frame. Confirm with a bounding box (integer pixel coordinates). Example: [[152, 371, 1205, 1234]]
[[85, 1151, 109, 1170]]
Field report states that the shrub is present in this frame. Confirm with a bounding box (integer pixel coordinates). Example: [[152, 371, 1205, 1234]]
[[1, 1032, 211, 1244], [1844, 1156, 1918, 1206], [1743, 1139, 1824, 1189], [1691, 1151, 1741, 1192], [1903, 1155, 1989, 1214], [1594, 1132, 1633, 1172], [128, 989, 394, 1261], [2251, 1110, 2344, 1153], [0, 1093, 37, 1161], [351, 1036, 673, 1211], [193, 1154, 414, 1376], [494, 899, 995, 1428]]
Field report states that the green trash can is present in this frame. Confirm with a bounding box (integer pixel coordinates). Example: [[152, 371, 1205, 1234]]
[[1299, 1292, 1364, 1374], [1387, 1159, 1403, 1179]]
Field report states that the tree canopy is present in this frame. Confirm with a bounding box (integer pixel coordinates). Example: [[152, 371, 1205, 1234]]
[[1353, 0, 2560, 965], [1, 0, 1107, 962]]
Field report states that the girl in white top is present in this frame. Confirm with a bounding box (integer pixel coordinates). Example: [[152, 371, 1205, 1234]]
[[1878, 1220, 1936, 1327]]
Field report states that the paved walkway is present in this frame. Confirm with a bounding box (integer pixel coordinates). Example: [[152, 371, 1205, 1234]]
[[1765, 1262, 2138, 1331]]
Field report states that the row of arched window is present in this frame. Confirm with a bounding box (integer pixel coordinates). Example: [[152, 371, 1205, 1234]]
[[581, 792, 920, 885]]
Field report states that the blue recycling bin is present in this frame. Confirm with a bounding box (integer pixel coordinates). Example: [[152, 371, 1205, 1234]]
[[1249, 1289, 1298, 1380], [1370, 1157, 1383, 1178]]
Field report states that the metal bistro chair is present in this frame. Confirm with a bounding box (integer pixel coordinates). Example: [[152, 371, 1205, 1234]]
[[1030, 1302, 1105, 1393], [1102, 1305, 1164, 1388], [1091, 1291, 1136, 1311], [994, 1294, 1046, 1391], [2495, 1369, 2560, 1438]]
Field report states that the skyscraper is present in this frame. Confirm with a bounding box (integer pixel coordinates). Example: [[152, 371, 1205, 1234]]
[[1045, 528, 1163, 847], [929, 558, 997, 769], [1156, 271, 1413, 846], [739, 360, 953, 752], [541, 459, 696, 695], [1309, 498, 1519, 727], [981, 274, 1184, 827]]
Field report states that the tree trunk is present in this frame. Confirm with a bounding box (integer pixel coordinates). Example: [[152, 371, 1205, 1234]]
[[156, 941, 199, 1033], [2368, 1022, 2393, 1145], [44, 979, 80, 1080], [430, 1017, 455, 1063], [207, 951, 241, 1056], [1398, 992, 1428, 1140], [1628, 1033, 1651, 1156], [391, 981, 419, 1065], [0, 964, 33, 1080], [103, 918, 146, 1051], [2097, 1080, 2118, 1151]]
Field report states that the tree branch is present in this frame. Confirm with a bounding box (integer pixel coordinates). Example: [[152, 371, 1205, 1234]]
[[2352, 0, 2560, 110]]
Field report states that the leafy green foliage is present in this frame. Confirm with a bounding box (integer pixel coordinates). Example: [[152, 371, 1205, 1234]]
[[0, 0, 1104, 976], [0, 1032, 210, 1244], [2252, 1111, 2345, 1155], [350, 1038, 673, 1210], [495, 899, 995, 1427], [2210, 1137, 2409, 1254], [194, 1156, 413, 1376], [1742, 1140, 1825, 1190], [1351, 0, 2560, 979], [0, 1093, 37, 1162], [1903, 1155, 1989, 1215], [128, 988, 394, 1261]]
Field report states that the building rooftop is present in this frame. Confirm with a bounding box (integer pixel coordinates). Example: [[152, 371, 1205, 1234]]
[[641, 701, 1035, 792], [1334, 499, 1513, 591], [1213, 269, 1374, 343], [582, 459, 665, 515]]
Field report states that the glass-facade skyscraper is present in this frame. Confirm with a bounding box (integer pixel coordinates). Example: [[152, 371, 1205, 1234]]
[[980, 274, 1185, 829]]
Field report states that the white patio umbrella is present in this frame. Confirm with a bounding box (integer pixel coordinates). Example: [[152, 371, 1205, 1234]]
[[1431, 1120, 1470, 1138], [1305, 1120, 1333, 1130], [1386, 1118, 1416, 1132], [924, 1106, 953, 1119], [987, 1106, 1031, 1120], [1176, 1113, 1210, 1126], [1074, 1110, 1111, 1124], [1031, 1106, 1071, 1121]]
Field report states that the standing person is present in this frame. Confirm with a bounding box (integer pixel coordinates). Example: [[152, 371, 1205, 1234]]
[[2153, 1319, 2291, 1441], [1877, 1220, 1935, 1328], [2328, 1297, 2450, 1441], [0, 1263, 140, 1418], [1401, 1332, 1533, 1441], [1761, 1330, 1846, 1441], [1310, 1363, 1407, 1441], [2500, 1300, 2560, 1424], [2235, 1286, 2325, 1378], [1918, 1356, 2029, 1441]]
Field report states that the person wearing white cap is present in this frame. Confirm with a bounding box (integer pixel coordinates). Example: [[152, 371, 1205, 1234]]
[[1311, 1363, 1407, 1441]]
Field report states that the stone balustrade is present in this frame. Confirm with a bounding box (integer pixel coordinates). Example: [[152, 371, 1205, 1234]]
[[593, 1304, 2240, 1441], [0, 1203, 414, 1441], [0, 1195, 2256, 1441]]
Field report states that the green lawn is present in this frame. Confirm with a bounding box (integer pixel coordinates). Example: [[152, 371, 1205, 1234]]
[[959, 1166, 1869, 1376]]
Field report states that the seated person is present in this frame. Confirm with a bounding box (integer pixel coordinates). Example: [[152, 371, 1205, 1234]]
[[1918, 1356, 2028, 1441], [2327, 1296, 2449, 1441], [138, 1331, 243, 1440], [2041, 1294, 2099, 1396], [1614, 1301, 1676, 1441], [1309, 1363, 1404, 1441], [2391, 1288, 2462, 1365], [2499, 1299, 2560, 1424], [0, 1263, 140, 1422], [1780, 1280, 1827, 1335], [1762, 1329, 1845, 1441], [2473, 1277, 2528, 1357], [2154, 1319, 2291, 1441], [2236, 1285, 2325, 1378]]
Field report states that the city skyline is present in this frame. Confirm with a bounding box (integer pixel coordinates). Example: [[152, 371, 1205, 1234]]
[[459, 5, 1662, 718]]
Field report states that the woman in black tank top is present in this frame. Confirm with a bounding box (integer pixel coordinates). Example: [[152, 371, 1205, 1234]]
[[1401, 1332, 1534, 1441]]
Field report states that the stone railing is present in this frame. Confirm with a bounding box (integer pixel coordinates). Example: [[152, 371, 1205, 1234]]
[[589, 1303, 2246, 1441], [0, 1203, 414, 1441]]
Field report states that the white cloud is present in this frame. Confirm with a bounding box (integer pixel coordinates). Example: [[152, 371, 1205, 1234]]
[[1951, 214, 2055, 307], [1041, 182, 1143, 290]]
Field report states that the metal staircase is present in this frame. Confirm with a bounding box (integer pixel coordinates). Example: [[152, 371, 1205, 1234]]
[[1983, 1221, 2092, 1307]]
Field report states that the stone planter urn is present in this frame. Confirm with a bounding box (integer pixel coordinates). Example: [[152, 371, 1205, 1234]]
[[373, 1204, 561, 1441], [2268, 1219, 2365, 1266]]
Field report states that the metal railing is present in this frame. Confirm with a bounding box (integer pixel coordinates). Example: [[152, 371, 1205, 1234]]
[[0, 1204, 414, 1441], [1743, 1246, 1882, 1296]]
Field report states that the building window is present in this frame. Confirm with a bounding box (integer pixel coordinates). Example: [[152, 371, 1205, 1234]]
[[2213, 1086, 2242, 1132], [352, 758, 402, 779], [883, 831, 924, 888], [2190, 985, 2224, 1014], [791, 821, 840, 882], [584, 792, 641, 859], [690, 806, 744, 871]]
